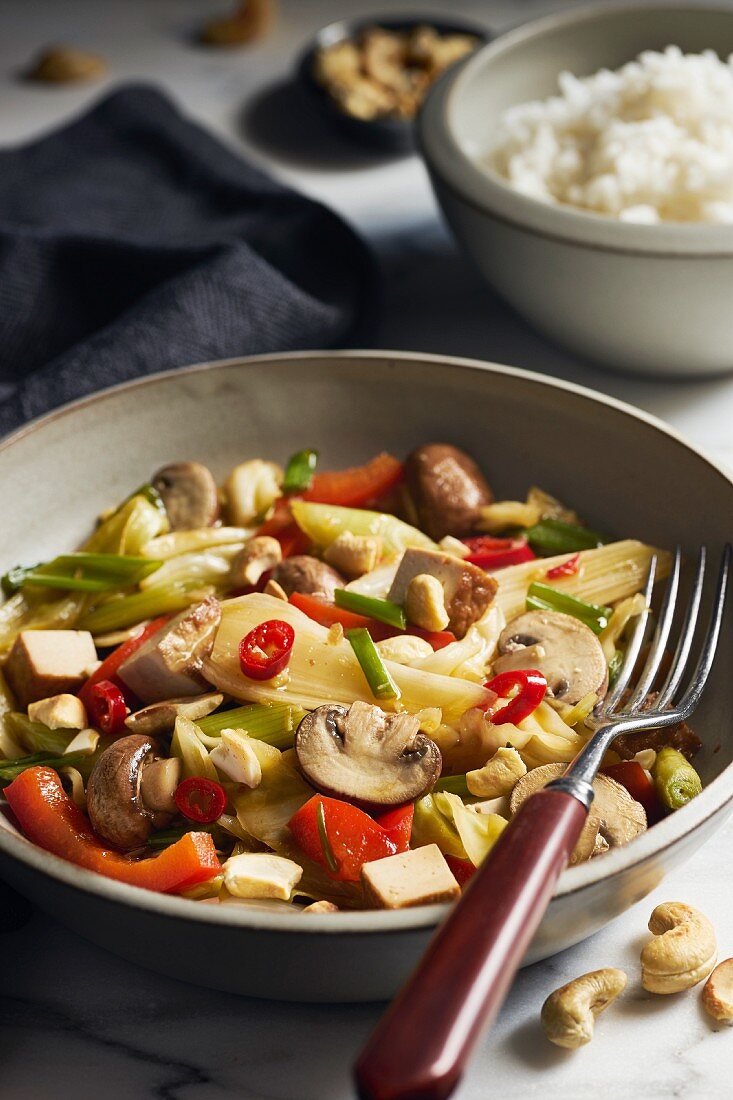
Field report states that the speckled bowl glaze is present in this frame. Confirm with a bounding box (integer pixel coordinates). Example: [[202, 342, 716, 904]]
[[1, 351, 732, 1002], [419, 3, 733, 376]]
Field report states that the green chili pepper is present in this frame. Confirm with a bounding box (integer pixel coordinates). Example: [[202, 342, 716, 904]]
[[283, 449, 318, 494], [653, 746, 702, 811]]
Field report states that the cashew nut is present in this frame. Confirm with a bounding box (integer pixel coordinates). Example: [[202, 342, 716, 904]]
[[302, 900, 339, 914], [230, 536, 282, 587], [263, 578, 288, 601], [405, 573, 450, 632], [702, 958, 733, 1022], [324, 531, 381, 578], [466, 745, 527, 798], [641, 902, 717, 994], [376, 634, 434, 665], [541, 968, 627, 1049]]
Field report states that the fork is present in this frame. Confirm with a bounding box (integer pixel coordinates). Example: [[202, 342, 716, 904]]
[[355, 544, 731, 1100]]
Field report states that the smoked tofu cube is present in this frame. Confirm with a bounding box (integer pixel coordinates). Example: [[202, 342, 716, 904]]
[[5, 630, 97, 707], [223, 853, 303, 901], [361, 844, 460, 910], [117, 597, 221, 703], [387, 548, 497, 638]]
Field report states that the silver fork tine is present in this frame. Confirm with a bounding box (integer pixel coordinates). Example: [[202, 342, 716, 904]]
[[623, 546, 682, 714], [655, 547, 707, 711], [602, 554, 657, 713], [675, 544, 731, 720]]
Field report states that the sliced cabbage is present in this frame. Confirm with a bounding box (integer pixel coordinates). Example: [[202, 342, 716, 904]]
[[415, 605, 505, 682], [142, 527, 253, 560], [291, 501, 436, 557], [224, 460, 282, 527], [433, 791, 507, 867]]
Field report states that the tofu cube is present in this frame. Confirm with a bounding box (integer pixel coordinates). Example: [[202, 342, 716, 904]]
[[388, 548, 497, 638], [361, 844, 460, 910], [223, 853, 303, 901], [28, 693, 88, 731], [5, 630, 97, 707]]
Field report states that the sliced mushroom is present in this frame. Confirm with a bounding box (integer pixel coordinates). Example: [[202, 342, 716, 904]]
[[404, 443, 493, 540], [295, 700, 441, 808], [124, 691, 224, 737], [152, 461, 219, 531], [117, 597, 221, 703], [509, 763, 647, 863], [86, 734, 178, 849], [387, 547, 497, 638], [271, 555, 344, 600], [496, 610, 608, 705]]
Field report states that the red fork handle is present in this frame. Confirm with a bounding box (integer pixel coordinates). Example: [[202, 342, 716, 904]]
[[354, 788, 588, 1100]]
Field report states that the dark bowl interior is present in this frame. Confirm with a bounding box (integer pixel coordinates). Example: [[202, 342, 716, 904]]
[[295, 11, 491, 153]]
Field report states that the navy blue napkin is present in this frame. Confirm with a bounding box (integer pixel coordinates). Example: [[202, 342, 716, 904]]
[[0, 84, 373, 435]]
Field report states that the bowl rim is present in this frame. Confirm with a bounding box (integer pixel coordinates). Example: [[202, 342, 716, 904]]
[[418, 0, 733, 256], [2, 347, 733, 936]]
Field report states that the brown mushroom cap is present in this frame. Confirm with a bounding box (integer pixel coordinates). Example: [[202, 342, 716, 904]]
[[295, 700, 441, 808], [404, 443, 493, 540], [496, 610, 608, 705], [509, 763, 647, 863], [86, 734, 174, 850], [152, 461, 219, 531], [271, 555, 344, 600]]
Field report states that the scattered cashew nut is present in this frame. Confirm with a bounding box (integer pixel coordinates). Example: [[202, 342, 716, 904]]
[[200, 0, 274, 46], [466, 745, 527, 798], [405, 573, 449, 632], [324, 531, 381, 578], [230, 535, 282, 587], [541, 968, 627, 1048], [641, 902, 717, 994], [702, 958, 733, 1022], [28, 45, 107, 83]]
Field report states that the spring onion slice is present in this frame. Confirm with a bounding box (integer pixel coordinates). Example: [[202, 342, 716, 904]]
[[525, 519, 606, 556], [283, 449, 318, 494], [79, 586, 201, 633], [526, 581, 612, 635], [316, 799, 340, 874], [0, 750, 88, 786], [335, 589, 406, 630], [434, 775, 470, 797], [608, 650, 623, 687], [346, 627, 400, 701], [196, 701, 306, 747], [2, 553, 162, 596]]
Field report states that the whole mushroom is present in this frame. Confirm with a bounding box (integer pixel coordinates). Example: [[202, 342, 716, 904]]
[[152, 461, 219, 531], [271, 555, 345, 600], [295, 700, 441, 808], [404, 443, 493, 540], [494, 609, 608, 705], [86, 734, 182, 850]]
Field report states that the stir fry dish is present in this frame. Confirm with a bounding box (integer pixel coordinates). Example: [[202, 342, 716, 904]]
[[0, 445, 703, 911]]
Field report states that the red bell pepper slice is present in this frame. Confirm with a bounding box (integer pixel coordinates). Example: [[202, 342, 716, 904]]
[[483, 668, 547, 725], [86, 679, 127, 736], [376, 803, 414, 853], [602, 761, 663, 824], [445, 854, 476, 888], [289, 592, 456, 650], [78, 615, 169, 708], [239, 619, 295, 680], [462, 536, 536, 571], [546, 552, 581, 580], [288, 795, 398, 882], [257, 500, 310, 559], [303, 453, 403, 508], [174, 777, 227, 824], [5, 767, 221, 894]]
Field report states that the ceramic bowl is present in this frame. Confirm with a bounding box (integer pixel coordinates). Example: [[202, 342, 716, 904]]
[[295, 12, 490, 153], [419, 2, 733, 377], [1, 350, 732, 1002]]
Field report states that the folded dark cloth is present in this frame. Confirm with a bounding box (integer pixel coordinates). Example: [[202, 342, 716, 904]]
[[0, 84, 373, 435]]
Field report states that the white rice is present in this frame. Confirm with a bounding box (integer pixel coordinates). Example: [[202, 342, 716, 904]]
[[489, 47, 733, 224]]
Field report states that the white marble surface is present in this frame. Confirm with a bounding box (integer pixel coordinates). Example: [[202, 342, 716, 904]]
[[1, 1, 733, 1097]]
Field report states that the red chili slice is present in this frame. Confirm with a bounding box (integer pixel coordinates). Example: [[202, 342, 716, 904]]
[[462, 536, 536, 571], [546, 552, 581, 580], [86, 679, 127, 736], [174, 777, 227, 824], [483, 668, 547, 725], [239, 619, 295, 680]]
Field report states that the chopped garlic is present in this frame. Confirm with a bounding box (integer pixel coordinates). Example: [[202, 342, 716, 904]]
[[223, 852, 302, 901], [210, 728, 262, 787]]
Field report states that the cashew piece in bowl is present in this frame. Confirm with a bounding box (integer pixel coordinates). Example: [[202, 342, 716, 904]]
[[702, 959, 733, 1022], [640, 902, 717, 994], [541, 968, 627, 1049]]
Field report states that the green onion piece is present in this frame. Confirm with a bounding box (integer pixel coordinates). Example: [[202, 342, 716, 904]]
[[5, 713, 76, 755], [316, 798, 340, 874], [526, 582, 612, 635], [79, 586, 197, 633], [3, 553, 162, 595], [525, 519, 605, 556], [196, 702, 306, 747], [608, 650, 623, 687], [335, 589, 406, 630], [346, 627, 400, 701], [434, 775, 470, 797], [0, 750, 88, 786], [283, 449, 319, 494]]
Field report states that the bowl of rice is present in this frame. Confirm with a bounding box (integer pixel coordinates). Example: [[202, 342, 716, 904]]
[[419, 2, 733, 376]]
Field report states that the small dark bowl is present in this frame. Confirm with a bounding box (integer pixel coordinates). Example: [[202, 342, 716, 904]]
[[295, 12, 491, 154]]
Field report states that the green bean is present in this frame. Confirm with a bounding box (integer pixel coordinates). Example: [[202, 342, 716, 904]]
[[653, 746, 702, 811]]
